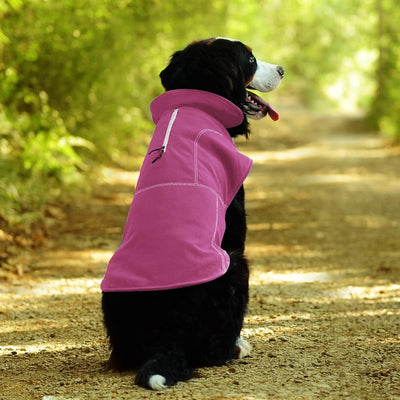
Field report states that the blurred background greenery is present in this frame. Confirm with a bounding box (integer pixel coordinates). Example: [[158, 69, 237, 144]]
[[0, 0, 399, 226]]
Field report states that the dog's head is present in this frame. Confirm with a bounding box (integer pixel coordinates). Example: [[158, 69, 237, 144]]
[[159, 38, 284, 137]]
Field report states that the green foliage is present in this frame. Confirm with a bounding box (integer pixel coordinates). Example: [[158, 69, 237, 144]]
[[0, 0, 399, 226], [226, 0, 378, 109], [0, 0, 230, 224], [368, 0, 400, 140], [0, 89, 93, 223]]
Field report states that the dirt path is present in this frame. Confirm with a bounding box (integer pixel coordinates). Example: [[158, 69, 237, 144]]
[[1, 105, 400, 400]]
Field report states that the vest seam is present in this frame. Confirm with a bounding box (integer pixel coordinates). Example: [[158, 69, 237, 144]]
[[135, 182, 227, 208]]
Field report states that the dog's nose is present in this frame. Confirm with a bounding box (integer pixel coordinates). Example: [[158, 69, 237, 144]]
[[277, 66, 284, 78]]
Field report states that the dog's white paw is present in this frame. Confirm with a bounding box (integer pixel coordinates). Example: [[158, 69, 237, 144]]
[[236, 337, 252, 359], [148, 374, 167, 390]]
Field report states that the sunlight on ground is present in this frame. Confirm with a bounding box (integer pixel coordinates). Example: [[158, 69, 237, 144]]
[[0, 342, 84, 356], [0, 319, 70, 334], [250, 270, 400, 300], [42, 397, 82, 400], [248, 146, 389, 163], [345, 214, 399, 229], [247, 136, 387, 164], [2, 276, 103, 296], [243, 304, 400, 339], [325, 284, 400, 300], [251, 271, 332, 284], [298, 174, 363, 184], [248, 222, 294, 231], [247, 243, 324, 260], [27, 249, 113, 274]]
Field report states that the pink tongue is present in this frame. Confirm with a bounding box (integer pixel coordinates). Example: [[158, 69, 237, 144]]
[[266, 102, 279, 121]]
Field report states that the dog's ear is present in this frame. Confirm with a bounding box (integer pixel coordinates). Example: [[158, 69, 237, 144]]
[[160, 50, 185, 90]]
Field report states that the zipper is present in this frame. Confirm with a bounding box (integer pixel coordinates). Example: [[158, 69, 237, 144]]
[[149, 108, 179, 163]]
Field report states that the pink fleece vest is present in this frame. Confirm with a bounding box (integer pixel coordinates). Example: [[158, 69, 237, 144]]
[[101, 89, 253, 292]]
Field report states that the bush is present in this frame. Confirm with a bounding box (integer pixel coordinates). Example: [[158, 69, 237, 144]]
[[0, 0, 228, 224]]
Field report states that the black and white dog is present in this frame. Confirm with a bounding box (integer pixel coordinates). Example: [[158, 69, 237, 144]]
[[101, 38, 283, 390]]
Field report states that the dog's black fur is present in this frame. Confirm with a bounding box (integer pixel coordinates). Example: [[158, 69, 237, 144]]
[[102, 38, 271, 389]]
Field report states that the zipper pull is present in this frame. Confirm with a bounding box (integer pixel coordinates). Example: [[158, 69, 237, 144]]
[[148, 108, 179, 164], [149, 146, 165, 163]]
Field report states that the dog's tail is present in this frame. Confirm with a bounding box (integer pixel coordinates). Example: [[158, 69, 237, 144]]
[[135, 345, 194, 390]]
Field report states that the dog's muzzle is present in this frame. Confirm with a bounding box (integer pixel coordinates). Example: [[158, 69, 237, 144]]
[[245, 62, 284, 120]]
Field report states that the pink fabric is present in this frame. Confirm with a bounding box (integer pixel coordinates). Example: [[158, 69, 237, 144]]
[[101, 89, 253, 292]]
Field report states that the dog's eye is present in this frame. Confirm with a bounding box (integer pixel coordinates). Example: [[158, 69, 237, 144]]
[[249, 55, 256, 64]]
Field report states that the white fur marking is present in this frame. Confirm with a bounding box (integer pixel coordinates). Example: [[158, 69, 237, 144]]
[[250, 60, 282, 92], [148, 374, 167, 390], [236, 337, 252, 358]]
